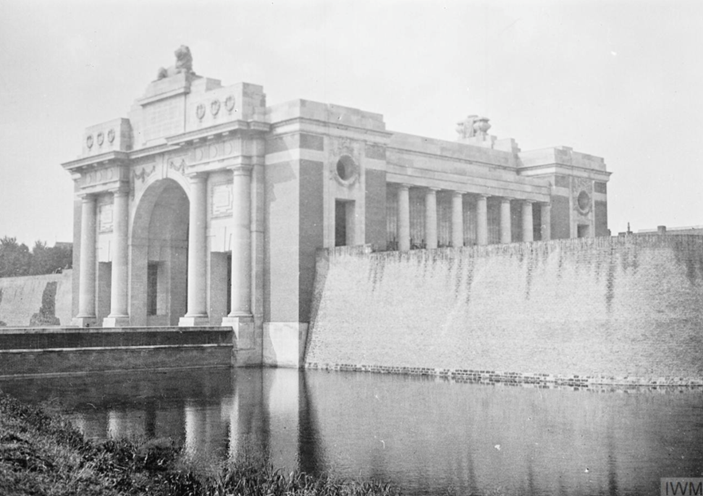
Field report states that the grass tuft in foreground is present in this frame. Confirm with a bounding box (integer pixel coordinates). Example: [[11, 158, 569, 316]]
[[0, 392, 399, 495]]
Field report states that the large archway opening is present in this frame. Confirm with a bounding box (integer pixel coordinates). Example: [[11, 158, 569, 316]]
[[130, 179, 189, 325]]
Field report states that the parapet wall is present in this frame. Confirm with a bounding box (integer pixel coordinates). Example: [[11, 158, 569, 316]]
[[305, 236, 703, 386], [0, 271, 72, 326], [0, 326, 233, 378]]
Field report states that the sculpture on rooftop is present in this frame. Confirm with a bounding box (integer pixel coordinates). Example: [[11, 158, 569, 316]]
[[456, 115, 492, 140], [157, 45, 194, 80]]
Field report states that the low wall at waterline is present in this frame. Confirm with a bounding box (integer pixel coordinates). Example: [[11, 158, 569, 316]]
[[0, 326, 233, 378], [305, 235, 703, 386]]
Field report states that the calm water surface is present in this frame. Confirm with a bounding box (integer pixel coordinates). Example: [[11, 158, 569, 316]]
[[1, 367, 701, 496]]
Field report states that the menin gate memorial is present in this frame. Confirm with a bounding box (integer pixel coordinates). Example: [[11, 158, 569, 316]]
[[62, 47, 610, 367]]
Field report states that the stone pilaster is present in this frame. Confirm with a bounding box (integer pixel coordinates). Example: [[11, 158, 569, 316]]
[[500, 197, 512, 244], [103, 188, 130, 327], [73, 194, 97, 327], [540, 203, 552, 241], [424, 188, 439, 249], [179, 174, 210, 326], [451, 191, 464, 248], [522, 200, 534, 242], [397, 184, 411, 252], [476, 195, 488, 246]]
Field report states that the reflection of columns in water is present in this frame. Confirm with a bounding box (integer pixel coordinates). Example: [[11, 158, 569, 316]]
[[228, 368, 268, 463], [79, 410, 110, 440], [265, 368, 301, 472], [184, 404, 199, 455], [226, 393, 240, 461], [298, 371, 321, 475], [107, 409, 146, 440], [184, 402, 229, 458]]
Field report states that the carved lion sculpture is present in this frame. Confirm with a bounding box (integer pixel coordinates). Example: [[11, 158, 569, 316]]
[[157, 45, 194, 80]]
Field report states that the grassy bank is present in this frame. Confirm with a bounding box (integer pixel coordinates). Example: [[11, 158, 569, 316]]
[[0, 392, 398, 495]]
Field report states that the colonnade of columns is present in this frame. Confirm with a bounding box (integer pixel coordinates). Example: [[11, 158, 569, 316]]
[[74, 168, 254, 327], [393, 184, 550, 253]]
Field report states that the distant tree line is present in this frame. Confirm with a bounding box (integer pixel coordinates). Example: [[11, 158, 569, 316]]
[[0, 237, 72, 278]]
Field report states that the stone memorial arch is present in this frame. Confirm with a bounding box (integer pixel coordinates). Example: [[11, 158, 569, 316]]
[[62, 47, 610, 367]]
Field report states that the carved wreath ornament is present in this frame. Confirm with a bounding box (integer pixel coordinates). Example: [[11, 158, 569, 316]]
[[196, 103, 206, 120], [225, 95, 235, 112], [211, 99, 221, 116]]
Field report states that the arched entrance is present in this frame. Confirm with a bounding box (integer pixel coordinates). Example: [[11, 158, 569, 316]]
[[130, 179, 189, 325]]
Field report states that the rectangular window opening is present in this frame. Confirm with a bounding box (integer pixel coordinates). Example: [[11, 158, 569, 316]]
[[147, 262, 159, 316]]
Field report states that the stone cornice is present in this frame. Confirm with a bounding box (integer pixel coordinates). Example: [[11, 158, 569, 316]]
[[63, 121, 269, 172], [61, 151, 130, 172], [269, 116, 393, 140], [518, 163, 613, 179], [167, 120, 269, 146]]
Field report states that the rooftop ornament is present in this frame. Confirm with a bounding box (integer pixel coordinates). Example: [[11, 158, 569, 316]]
[[456, 115, 492, 140], [156, 45, 195, 80]]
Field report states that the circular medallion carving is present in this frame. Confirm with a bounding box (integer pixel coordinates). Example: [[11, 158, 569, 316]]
[[196, 103, 206, 120], [211, 99, 221, 116], [107, 128, 115, 143], [86, 135, 93, 149], [577, 190, 591, 213], [225, 95, 235, 112], [335, 155, 359, 186], [96, 132, 104, 146]]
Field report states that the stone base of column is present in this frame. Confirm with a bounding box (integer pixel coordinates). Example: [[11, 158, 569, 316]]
[[222, 315, 260, 367], [102, 316, 130, 328], [72, 316, 97, 328], [221, 315, 255, 350], [178, 315, 211, 327]]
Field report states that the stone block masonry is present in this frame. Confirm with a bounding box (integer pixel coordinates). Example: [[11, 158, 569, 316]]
[[0, 271, 72, 326], [0, 326, 233, 378], [305, 235, 703, 386]]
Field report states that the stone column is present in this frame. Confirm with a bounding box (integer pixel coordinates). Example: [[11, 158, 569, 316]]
[[540, 203, 551, 241], [222, 163, 255, 352], [224, 164, 253, 318], [451, 191, 464, 248], [104, 189, 130, 327], [500, 197, 512, 244], [179, 174, 209, 326], [397, 184, 410, 252], [74, 194, 97, 326], [424, 188, 438, 249], [476, 195, 488, 246], [522, 200, 534, 242]]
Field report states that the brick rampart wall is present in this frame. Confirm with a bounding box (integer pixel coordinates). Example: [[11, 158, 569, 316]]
[[0, 271, 72, 326], [305, 235, 703, 385]]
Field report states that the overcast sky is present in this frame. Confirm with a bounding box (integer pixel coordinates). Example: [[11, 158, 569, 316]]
[[0, 0, 701, 245]]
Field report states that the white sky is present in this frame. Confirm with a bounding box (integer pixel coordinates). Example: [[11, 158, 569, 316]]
[[0, 0, 701, 245]]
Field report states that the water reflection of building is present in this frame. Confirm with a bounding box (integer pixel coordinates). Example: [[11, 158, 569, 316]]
[[62, 46, 610, 368], [4, 368, 699, 495]]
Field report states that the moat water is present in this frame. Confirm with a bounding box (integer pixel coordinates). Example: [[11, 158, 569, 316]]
[[0, 367, 701, 496]]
